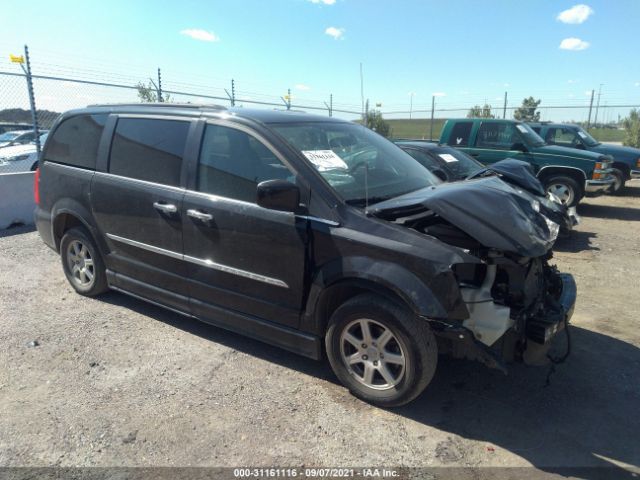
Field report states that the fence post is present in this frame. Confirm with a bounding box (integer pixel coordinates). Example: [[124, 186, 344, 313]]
[[503, 91, 508, 119], [157, 68, 163, 102], [23, 45, 41, 155], [587, 89, 595, 128]]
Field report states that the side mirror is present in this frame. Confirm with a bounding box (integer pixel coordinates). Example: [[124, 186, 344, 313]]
[[575, 142, 586, 150], [511, 142, 528, 152], [256, 179, 300, 213], [432, 168, 448, 182]]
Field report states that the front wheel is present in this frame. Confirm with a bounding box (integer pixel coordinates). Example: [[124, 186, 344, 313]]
[[325, 294, 438, 408], [543, 175, 582, 207], [608, 168, 626, 195]]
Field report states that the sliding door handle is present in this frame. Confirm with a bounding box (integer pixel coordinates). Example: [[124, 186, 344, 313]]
[[153, 202, 178, 214]]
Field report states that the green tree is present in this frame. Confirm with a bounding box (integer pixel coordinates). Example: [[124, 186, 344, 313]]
[[365, 108, 391, 137], [467, 104, 495, 118], [513, 96, 541, 122], [136, 81, 170, 103], [622, 109, 640, 148]]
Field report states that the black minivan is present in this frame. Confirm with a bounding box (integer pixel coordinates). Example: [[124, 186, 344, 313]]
[[35, 104, 576, 407]]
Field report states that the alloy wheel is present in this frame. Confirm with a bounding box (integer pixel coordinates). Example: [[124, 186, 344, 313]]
[[339, 318, 407, 390], [66, 240, 95, 287], [546, 183, 574, 205]]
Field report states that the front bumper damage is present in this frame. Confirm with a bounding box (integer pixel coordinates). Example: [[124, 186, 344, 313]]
[[430, 271, 577, 371]]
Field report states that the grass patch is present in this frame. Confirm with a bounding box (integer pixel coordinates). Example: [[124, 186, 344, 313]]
[[387, 119, 447, 140], [587, 128, 625, 143]]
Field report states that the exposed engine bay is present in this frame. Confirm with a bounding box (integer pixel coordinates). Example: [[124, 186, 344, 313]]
[[368, 178, 575, 368]]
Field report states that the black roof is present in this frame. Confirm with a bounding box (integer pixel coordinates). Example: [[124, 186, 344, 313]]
[[74, 103, 348, 125]]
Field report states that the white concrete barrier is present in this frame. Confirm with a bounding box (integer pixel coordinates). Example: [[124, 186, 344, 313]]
[[0, 172, 35, 229]]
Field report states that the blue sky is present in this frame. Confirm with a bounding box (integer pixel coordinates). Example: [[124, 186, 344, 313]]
[[1, 0, 639, 121]]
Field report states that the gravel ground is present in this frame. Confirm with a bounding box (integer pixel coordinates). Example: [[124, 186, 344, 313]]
[[1, 186, 639, 478]]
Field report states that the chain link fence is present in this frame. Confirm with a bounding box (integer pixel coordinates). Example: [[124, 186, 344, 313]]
[[1, 48, 638, 172]]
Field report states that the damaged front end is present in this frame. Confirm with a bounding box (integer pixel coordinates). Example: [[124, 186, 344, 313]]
[[368, 177, 577, 370]]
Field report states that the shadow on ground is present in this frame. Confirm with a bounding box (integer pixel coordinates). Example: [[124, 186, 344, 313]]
[[99, 292, 640, 478], [0, 223, 36, 239], [553, 230, 599, 253], [578, 186, 640, 221]]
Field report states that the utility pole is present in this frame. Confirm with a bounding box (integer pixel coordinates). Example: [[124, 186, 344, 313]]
[[429, 95, 435, 140], [280, 88, 292, 110], [503, 91, 508, 119], [593, 83, 603, 127], [586, 89, 595, 128]]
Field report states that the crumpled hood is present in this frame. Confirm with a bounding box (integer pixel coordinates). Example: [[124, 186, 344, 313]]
[[368, 177, 556, 257], [470, 158, 546, 197]]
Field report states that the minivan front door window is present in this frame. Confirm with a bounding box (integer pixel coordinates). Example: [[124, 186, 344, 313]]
[[197, 124, 294, 203]]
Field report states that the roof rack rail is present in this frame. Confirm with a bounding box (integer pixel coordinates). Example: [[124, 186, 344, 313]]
[[89, 102, 228, 110]]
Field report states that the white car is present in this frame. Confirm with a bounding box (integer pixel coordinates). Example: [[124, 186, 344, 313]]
[[0, 129, 41, 148], [0, 133, 47, 173]]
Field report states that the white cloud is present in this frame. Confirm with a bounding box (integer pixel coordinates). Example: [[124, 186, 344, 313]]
[[309, 0, 336, 4], [432, 92, 446, 97], [635, 82, 640, 87], [325, 26, 345, 39], [567, 79, 579, 84], [503, 83, 510, 87], [557, 4, 594, 24], [180, 29, 220, 42], [559, 37, 590, 51], [585, 90, 593, 96], [295, 84, 311, 91]]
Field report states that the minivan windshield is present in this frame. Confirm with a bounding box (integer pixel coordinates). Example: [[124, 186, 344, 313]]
[[574, 127, 600, 147], [271, 122, 439, 206]]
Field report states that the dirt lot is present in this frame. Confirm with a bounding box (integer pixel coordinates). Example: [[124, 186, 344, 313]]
[[1, 186, 639, 478]]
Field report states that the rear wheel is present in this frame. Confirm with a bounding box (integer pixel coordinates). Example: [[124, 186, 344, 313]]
[[608, 168, 626, 195], [542, 175, 582, 207], [60, 227, 108, 296], [325, 294, 437, 407]]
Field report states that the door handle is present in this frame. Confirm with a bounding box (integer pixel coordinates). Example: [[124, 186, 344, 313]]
[[153, 202, 178, 214], [187, 209, 213, 222], [470, 153, 480, 157]]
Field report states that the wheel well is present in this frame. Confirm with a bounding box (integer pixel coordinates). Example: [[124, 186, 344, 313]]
[[611, 161, 631, 180], [52, 213, 86, 251], [313, 279, 410, 336], [537, 167, 585, 192]]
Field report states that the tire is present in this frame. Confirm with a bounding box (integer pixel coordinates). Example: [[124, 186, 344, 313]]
[[608, 168, 626, 195], [325, 294, 438, 408], [60, 226, 108, 296], [542, 175, 582, 207]]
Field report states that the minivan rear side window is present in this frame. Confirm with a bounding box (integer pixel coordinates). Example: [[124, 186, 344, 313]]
[[45, 114, 108, 169], [109, 118, 189, 187], [197, 124, 293, 203], [448, 122, 473, 146]]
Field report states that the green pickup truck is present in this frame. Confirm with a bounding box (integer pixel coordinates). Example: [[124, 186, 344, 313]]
[[528, 122, 640, 194], [439, 118, 614, 206]]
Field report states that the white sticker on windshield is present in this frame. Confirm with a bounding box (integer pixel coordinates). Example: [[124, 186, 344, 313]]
[[516, 124, 528, 133], [577, 131, 588, 139], [439, 153, 459, 163], [302, 150, 348, 171]]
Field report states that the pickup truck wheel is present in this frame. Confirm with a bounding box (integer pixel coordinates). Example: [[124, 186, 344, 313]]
[[325, 294, 437, 407], [608, 168, 626, 195], [60, 227, 108, 296], [543, 175, 581, 207]]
